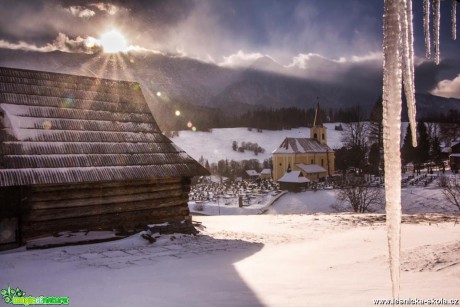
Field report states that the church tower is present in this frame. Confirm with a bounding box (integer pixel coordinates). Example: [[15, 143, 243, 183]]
[[310, 100, 327, 145]]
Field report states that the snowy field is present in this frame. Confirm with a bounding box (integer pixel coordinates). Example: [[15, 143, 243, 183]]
[[171, 124, 343, 163], [1, 214, 459, 307], [171, 123, 410, 164]]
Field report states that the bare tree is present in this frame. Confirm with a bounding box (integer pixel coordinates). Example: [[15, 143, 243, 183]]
[[341, 106, 369, 151], [439, 175, 460, 211], [340, 105, 369, 173], [337, 177, 384, 213]]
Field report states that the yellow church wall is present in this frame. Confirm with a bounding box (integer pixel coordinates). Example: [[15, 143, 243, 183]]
[[273, 152, 335, 181]]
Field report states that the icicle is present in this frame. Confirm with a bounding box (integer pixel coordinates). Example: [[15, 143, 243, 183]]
[[401, 0, 418, 147], [433, 0, 441, 64], [453, 0, 457, 40], [383, 0, 403, 299], [424, 0, 431, 59]]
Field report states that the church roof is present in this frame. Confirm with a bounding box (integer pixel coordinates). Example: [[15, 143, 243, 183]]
[[296, 163, 327, 174], [0, 67, 209, 187], [272, 137, 332, 154], [277, 170, 310, 183]]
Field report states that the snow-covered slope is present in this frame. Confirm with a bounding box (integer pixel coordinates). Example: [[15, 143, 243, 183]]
[[172, 124, 343, 163]]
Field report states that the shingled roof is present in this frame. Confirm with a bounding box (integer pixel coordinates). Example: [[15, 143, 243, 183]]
[[0, 67, 209, 187]]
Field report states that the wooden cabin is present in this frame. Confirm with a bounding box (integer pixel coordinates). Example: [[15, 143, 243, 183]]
[[0, 67, 209, 248]]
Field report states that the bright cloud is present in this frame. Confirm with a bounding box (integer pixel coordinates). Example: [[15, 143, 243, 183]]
[[0, 33, 101, 53], [219, 50, 267, 67], [67, 6, 96, 18], [431, 74, 460, 99]]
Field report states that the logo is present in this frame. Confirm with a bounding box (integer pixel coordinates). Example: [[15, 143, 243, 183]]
[[1, 287, 69, 305]]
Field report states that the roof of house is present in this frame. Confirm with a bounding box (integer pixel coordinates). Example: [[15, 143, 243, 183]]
[[245, 170, 259, 176], [296, 163, 328, 174], [0, 67, 209, 187], [272, 137, 332, 154], [277, 171, 310, 183], [260, 168, 271, 175]]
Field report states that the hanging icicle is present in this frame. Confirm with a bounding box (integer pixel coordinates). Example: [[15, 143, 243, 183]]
[[383, 0, 458, 300], [453, 0, 457, 40], [433, 0, 441, 64], [424, 0, 431, 59], [383, 0, 404, 299], [401, 0, 417, 147]]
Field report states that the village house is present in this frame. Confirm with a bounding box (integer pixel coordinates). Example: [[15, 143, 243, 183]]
[[272, 102, 335, 182], [0, 67, 209, 248]]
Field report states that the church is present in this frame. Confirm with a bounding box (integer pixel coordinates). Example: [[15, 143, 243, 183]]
[[272, 103, 335, 182]]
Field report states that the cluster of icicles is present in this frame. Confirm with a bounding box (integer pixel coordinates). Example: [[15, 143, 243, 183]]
[[382, 0, 457, 298]]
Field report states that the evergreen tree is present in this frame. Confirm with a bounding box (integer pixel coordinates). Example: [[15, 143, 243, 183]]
[[415, 121, 431, 168], [430, 136, 442, 168], [401, 124, 415, 166], [368, 96, 384, 176], [232, 140, 238, 151]]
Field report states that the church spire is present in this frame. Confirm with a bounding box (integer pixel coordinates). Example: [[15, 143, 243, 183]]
[[313, 97, 323, 127], [310, 97, 327, 145]]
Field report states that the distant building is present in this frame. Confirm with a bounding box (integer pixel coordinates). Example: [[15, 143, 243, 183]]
[[244, 169, 259, 179], [272, 102, 335, 182], [277, 169, 309, 192], [259, 168, 272, 179]]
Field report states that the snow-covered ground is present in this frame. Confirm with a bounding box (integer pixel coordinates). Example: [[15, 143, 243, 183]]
[[2, 125, 458, 306], [189, 175, 460, 216], [1, 214, 459, 307]]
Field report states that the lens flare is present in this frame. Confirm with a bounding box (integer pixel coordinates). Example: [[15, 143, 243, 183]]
[[175, 110, 181, 116], [99, 30, 128, 53], [42, 120, 52, 130]]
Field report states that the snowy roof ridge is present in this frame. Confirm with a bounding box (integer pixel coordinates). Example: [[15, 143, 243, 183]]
[[0, 67, 209, 187], [277, 170, 310, 183], [272, 137, 332, 154], [296, 163, 327, 174]]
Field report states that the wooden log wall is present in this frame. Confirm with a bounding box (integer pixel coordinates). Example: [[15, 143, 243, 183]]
[[19, 177, 192, 241]]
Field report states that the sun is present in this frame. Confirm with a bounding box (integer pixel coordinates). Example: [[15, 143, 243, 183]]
[[98, 30, 129, 53]]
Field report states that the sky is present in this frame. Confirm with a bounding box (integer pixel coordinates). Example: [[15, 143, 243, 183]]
[[0, 0, 459, 98]]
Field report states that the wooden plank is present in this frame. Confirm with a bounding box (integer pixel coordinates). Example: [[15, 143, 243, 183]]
[[30, 177, 183, 192], [24, 197, 188, 222], [22, 206, 189, 240], [28, 183, 186, 202], [27, 188, 186, 210]]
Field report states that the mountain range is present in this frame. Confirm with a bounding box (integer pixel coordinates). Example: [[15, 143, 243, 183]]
[[1, 48, 459, 130]]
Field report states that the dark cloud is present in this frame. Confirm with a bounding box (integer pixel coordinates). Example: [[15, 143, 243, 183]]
[[415, 59, 460, 93]]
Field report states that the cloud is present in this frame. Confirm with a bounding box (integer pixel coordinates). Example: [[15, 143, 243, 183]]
[[0, 33, 102, 53], [89, 3, 122, 15], [431, 74, 460, 99], [219, 50, 267, 67], [67, 5, 96, 18]]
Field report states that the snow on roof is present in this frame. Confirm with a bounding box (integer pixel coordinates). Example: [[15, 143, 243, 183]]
[[0, 67, 209, 187], [246, 170, 259, 176], [260, 168, 271, 175], [272, 137, 332, 154], [450, 153, 460, 157], [296, 163, 327, 174], [277, 171, 310, 183]]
